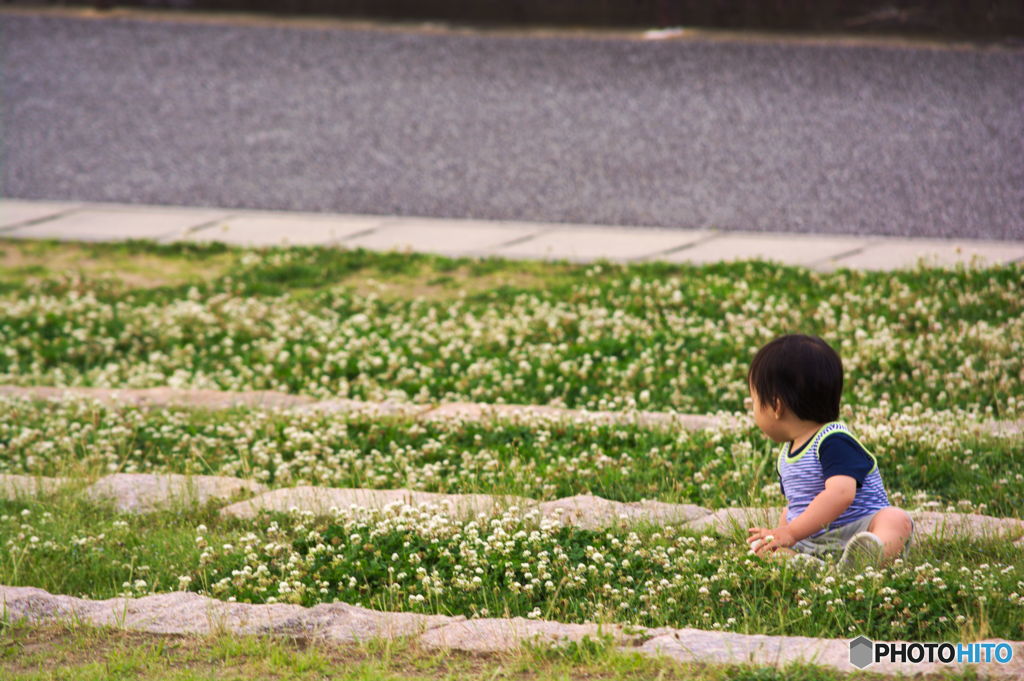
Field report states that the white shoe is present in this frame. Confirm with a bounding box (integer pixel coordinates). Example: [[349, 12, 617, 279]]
[[838, 532, 884, 574]]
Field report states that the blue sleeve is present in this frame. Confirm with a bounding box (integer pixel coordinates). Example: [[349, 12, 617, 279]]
[[819, 433, 874, 488]]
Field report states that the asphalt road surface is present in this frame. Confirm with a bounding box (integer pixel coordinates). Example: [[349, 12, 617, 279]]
[[4, 12, 1023, 239]]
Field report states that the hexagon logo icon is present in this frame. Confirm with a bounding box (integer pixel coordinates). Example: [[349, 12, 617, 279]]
[[849, 636, 874, 669]]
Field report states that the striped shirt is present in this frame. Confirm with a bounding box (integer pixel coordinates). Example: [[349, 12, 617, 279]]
[[777, 422, 890, 538]]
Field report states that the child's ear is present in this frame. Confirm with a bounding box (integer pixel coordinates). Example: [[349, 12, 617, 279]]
[[771, 398, 785, 420]]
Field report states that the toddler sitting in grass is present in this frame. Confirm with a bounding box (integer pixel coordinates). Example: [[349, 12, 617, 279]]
[[744, 334, 913, 572]]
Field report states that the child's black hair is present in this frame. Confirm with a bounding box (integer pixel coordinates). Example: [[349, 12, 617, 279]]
[[747, 334, 843, 423]]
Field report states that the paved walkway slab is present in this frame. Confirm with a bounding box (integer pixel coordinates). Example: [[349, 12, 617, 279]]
[[1, 200, 1022, 270], [495, 226, 707, 262], [181, 212, 388, 247], [0, 199, 84, 230], [663, 232, 867, 267], [342, 217, 545, 257], [825, 238, 1024, 270], [1, 204, 231, 242]]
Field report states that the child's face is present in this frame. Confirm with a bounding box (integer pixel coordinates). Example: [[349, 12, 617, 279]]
[[747, 384, 786, 442]]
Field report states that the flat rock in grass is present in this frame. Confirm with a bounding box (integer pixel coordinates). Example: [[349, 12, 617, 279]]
[[0, 386, 312, 410], [267, 601, 456, 642], [581, 409, 721, 430], [539, 495, 710, 530], [220, 486, 535, 521], [633, 411, 722, 430], [0, 474, 71, 499], [5, 586, 1023, 678], [684, 507, 782, 535], [84, 474, 267, 513], [0, 585, 303, 635], [420, 402, 721, 431], [420, 402, 496, 421], [0, 585, 450, 643], [639, 630, 1024, 678], [422, 401, 591, 423], [418, 617, 611, 653], [985, 419, 1024, 437], [910, 511, 1024, 541], [295, 399, 431, 418], [640, 629, 846, 669]]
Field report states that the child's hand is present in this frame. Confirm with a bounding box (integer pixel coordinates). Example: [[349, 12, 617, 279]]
[[747, 526, 797, 555]]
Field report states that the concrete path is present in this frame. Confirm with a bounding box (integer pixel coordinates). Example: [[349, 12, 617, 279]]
[[2, 198, 1023, 270], [4, 9, 1023, 241]]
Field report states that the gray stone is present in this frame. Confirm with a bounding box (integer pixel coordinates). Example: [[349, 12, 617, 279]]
[[0, 585, 303, 635], [84, 474, 267, 513], [220, 486, 534, 521], [420, 402, 493, 421], [223, 486, 712, 532], [640, 628, 848, 668], [267, 601, 456, 642], [985, 419, 1024, 437], [684, 507, 783, 535], [3, 585, 1022, 678], [637, 630, 1024, 678], [0, 584, 455, 642], [539, 494, 709, 530], [910, 511, 1024, 541], [296, 398, 431, 418], [631, 411, 721, 430], [0, 474, 71, 499], [422, 402, 586, 425], [419, 401, 721, 431], [418, 616, 613, 653], [0, 386, 313, 410]]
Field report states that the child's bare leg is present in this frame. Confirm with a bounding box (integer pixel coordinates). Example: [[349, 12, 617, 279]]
[[867, 507, 913, 562]]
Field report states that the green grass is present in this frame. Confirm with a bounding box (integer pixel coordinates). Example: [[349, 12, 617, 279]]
[[1, 239, 1022, 668], [1, 239, 1021, 418], [2, 495, 1022, 643]]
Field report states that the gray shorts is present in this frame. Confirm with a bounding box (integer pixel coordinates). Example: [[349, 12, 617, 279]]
[[792, 508, 915, 557]]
